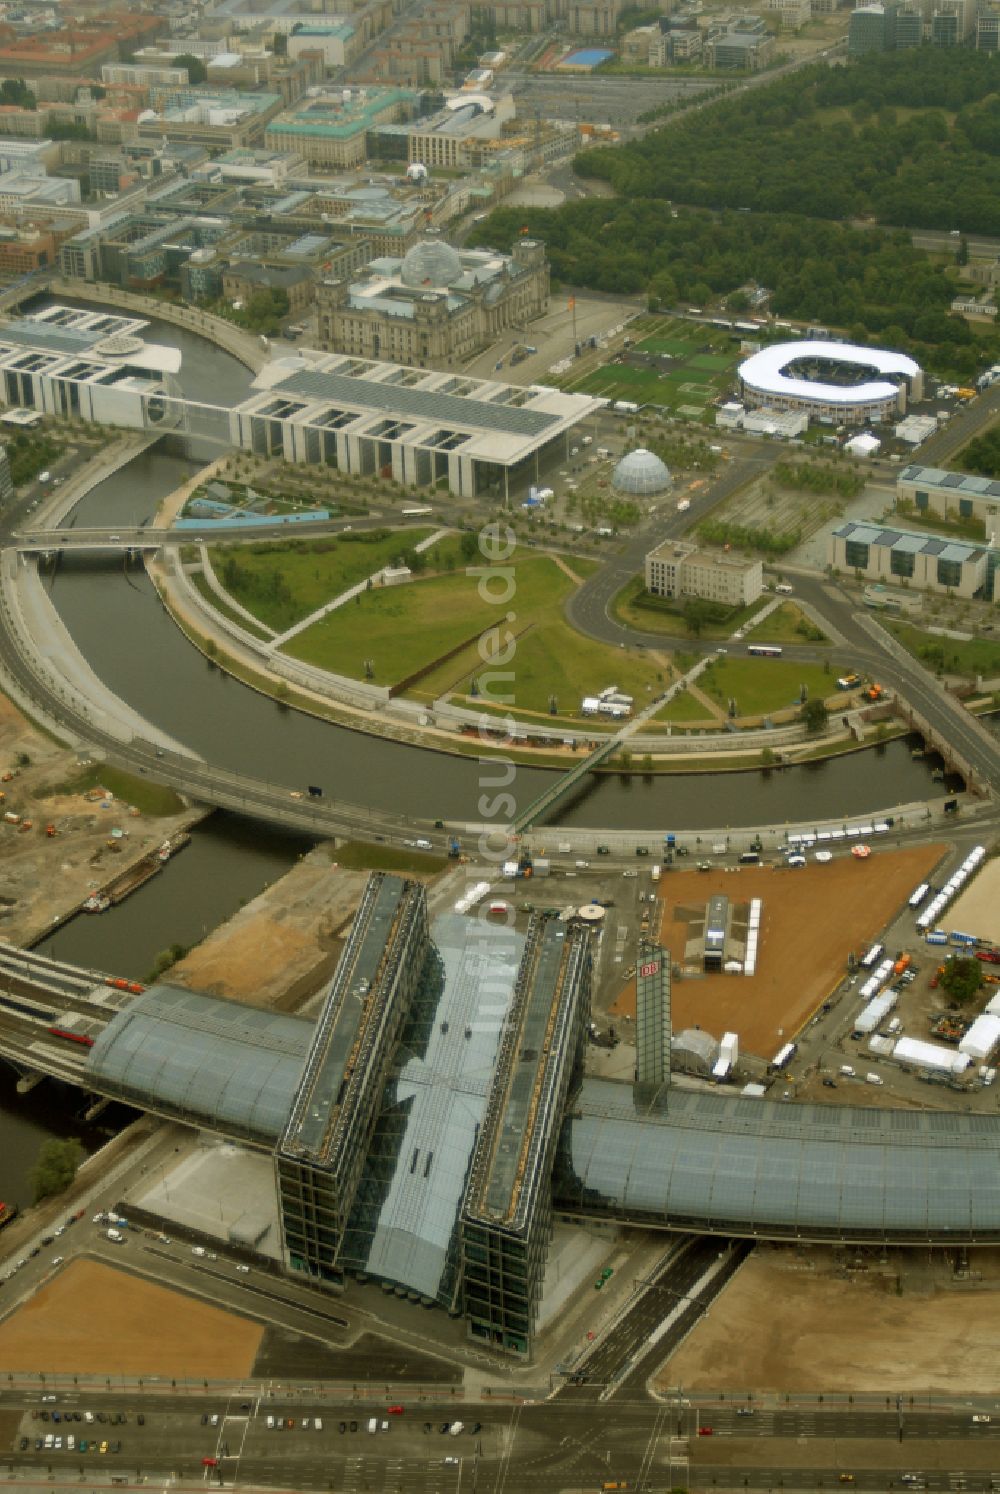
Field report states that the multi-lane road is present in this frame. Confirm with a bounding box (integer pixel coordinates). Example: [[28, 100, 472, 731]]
[[6, 1388, 1000, 1494], [564, 439, 1000, 796]]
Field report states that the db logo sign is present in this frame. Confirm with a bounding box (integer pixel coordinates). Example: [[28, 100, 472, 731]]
[[639, 960, 660, 978]]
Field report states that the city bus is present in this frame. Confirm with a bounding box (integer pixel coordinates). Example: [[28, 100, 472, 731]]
[[747, 644, 782, 658], [401, 505, 433, 517]]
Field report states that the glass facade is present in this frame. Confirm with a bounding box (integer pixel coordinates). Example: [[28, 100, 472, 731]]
[[277, 874, 429, 1287], [937, 557, 962, 589], [635, 942, 671, 1091], [461, 918, 592, 1357], [338, 914, 525, 1308], [890, 548, 915, 579], [87, 984, 310, 1142], [845, 539, 870, 569]]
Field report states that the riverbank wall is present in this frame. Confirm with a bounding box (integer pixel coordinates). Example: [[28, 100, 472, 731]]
[[47, 278, 267, 374]]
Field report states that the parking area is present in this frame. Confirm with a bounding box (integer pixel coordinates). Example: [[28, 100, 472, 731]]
[[608, 847, 943, 1061]]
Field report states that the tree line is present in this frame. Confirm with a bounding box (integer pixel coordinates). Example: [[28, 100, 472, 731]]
[[959, 427, 1000, 481], [472, 203, 1000, 379], [574, 49, 1000, 235]]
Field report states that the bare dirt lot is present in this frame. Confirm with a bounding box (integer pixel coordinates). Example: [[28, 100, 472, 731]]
[[0, 696, 196, 945], [610, 846, 943, 1058], [658, 1246, 1000, 1394], [170, 849, 367, 1011], [0, 1258, 262, 1378], [945, 856, 1000, 945]]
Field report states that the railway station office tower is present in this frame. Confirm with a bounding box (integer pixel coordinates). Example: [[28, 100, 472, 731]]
[[460, 917, 592, 1358], [276, 873, 429, 1284]]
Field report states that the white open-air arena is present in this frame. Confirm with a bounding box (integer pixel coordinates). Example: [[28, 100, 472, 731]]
[[738, 338, 923, 422]]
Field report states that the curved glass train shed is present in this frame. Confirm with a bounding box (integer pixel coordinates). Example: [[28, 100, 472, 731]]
[[86, 984, 310, 1144], [84, 989, 1000, 1247], [557, 1078, 1000, 1244]]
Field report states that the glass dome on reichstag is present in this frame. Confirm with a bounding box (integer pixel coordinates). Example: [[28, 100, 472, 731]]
[[400, 234, 463, 289], [612, 448, 672, 496]]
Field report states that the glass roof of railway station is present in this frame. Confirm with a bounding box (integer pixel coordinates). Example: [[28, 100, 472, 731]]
[[338, 912, 524, 1304], [85, 966, 1000, 1247], [557, 1078, 1000, 1240], [86, 985, 311, 1143]]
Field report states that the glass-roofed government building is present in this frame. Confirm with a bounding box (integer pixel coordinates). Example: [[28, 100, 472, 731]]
[[0, 305, 603, 506], [82, 873, 1000, 1360]]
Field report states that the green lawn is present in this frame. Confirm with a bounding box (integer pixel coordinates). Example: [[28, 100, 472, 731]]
[[886, 620, 1000, 679], [688, 353, 734, 372], [189, 571, 274, 641], [653, 688, 718, 724], [445, 626, 664, 721], [330, 841, 448, 874], [745, 601, 830, 646], [698, 658, 838, 718], [286, 552, 666, 715], [204, 528, 448, 633], [637, 336, 701, 356]]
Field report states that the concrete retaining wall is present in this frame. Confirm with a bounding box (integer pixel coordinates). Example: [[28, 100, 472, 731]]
[[49, 279, 267, 373]]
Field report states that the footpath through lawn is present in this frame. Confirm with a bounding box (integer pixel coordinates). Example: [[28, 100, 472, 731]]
[[284, 549, 669, 717]]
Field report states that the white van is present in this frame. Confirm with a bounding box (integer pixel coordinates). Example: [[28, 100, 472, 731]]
[[415, 838, 432, 851], [449, 1421, 464, 1437], [367, 1418, 378, 1434], [192, 1246, 206, 1257], [839, 1065, 855, 1077], [866, 1072, 883, 1086], [314, 1418, 323, 1432], [650, 864, 661, 882]]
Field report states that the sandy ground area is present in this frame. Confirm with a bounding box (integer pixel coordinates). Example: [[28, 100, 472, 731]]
[[659, 1246, 1000, 1394], [0, 697, 197, 945], [0, 1258, 262, 1378], [945, 857, 1000, 945], [610, 846, 943, 1058], [168, 849, 368, 1010]]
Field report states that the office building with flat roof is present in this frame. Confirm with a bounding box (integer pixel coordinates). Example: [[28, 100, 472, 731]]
[[849, 2, 899, 53], [829, 520, 994, 600], [460, 916, 591, 1357], [645, 538, 764, 608], [896, 462, 1000, 535], [265, 88, 414, 169], [234, 345, 601, 500]]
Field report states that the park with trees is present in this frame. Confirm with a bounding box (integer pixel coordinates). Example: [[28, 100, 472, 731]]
[[469, 48, 1000, 381]]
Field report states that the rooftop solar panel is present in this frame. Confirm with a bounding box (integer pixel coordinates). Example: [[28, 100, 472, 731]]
[[0, 322, 98, 356], [275, 368, 558, 437]]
